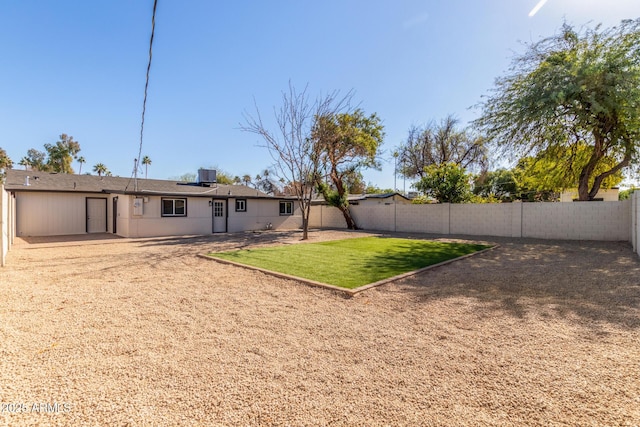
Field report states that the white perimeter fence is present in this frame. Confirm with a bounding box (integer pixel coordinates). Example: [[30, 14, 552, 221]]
[[1, 184, 11, 266], [311, 193, 640, 256]]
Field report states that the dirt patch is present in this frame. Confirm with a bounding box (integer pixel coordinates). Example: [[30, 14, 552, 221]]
[[1, 230, 639, 426]]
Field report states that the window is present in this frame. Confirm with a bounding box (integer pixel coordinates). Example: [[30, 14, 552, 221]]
[[279, 201, 293, 216], [235, 199, 247, 212], [162, 198, 187, 217], [213, 201, 224, 217]]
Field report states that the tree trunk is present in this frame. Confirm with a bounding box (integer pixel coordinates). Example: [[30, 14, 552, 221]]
[[327, 167, 360, 229], [578, 133, 631, 201], [338, 204, 358, 230], [588, 153, 631, 201], [577, 176, 591, 201], [577, 135, 605, 201], [300, 199, 311, 240]]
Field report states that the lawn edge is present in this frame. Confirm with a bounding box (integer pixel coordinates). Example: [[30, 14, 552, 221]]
[[351, 244, 499, 294], [197, 254, 356, 295], [198, 244, 498, 296]]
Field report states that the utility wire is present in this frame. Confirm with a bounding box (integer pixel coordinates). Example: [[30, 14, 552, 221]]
[[139, 0, 158, 163], [130, 0, 158, 192], [128, 0, 158, 192]]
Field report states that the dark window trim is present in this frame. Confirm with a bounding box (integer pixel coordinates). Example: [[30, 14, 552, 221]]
[[235, 198, 247, 212], [161, 197, 188, 217], [279, 200, 293, 216]]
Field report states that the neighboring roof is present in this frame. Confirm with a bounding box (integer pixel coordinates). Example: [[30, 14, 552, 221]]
[[4, 169, 277, 199], [311, 192, 411, 205], [349, 192, 411, 201]]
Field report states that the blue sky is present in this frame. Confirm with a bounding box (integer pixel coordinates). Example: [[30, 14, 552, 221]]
[[1, 1, 638, 190]]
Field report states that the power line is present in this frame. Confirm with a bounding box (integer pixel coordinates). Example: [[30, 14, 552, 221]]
[[132, 0, 158, 191]]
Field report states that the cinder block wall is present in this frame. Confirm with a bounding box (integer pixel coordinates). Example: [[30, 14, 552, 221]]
[[450, 203, 517, 237], [310, 200, 633, 242], [309, 205, 349, 229], [354, 204, 393, 231], [395, 204, 449, 234], [523, 201, 630, 241], [632, 193, 639, 254]]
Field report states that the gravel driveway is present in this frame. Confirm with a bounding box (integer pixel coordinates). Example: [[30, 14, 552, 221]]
[[1, 230, 639, 426]]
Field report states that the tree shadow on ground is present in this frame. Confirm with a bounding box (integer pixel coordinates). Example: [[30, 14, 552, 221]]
[[140, 230, 303, 247], [17, 233, 124, 245], [130, 230, 640, 331], [135, 230, 309, 264], [381, 235, 640, 331]]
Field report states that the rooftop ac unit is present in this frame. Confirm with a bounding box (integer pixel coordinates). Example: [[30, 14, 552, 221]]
[[197, 169, 217, 184]]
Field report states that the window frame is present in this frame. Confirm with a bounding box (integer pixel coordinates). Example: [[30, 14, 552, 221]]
[[161, 197, 187, 217], [279, 201, 293, 216], [235, 199, 247, 212]]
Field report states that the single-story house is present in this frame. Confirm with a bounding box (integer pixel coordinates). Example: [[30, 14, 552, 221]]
[[3, 169, 302, 238], [559, 188, 620, 202]]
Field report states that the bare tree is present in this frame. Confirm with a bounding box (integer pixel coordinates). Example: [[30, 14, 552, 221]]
[[398, 115, 488, 180], [241, 83, 348, 239]]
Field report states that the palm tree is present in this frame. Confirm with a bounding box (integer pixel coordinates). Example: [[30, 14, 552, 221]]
[[233, 176, 241, 185], [93, 163, 108, 177], [142, 155, 151, 179], [0, 147, 12, 180], [19, 157, 29, 170], [76, 156, 86, 174], [242, 174, 251, 186]]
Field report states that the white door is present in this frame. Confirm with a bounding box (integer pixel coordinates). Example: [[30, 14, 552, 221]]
[[86, 198, 107, 233], [212, 200, 226, 233]]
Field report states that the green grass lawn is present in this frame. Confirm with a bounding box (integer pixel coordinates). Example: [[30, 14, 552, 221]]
[[209, 237, 491, 289]]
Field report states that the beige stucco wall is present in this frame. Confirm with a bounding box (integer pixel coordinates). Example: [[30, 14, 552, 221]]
[[117, 195, 212, 238], [560, 188, 619, 202], [14, 191, 111, 237], [228, 198, 302, 232], [115, 196, 303, 238]]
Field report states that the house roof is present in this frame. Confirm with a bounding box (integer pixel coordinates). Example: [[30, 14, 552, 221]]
[[4, 169, 277, 199], [348, 192, 411, 201], [311, 192, 411, 205]]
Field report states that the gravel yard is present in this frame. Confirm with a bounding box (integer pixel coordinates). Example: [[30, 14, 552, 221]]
[[1, 230, 639, 426]]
